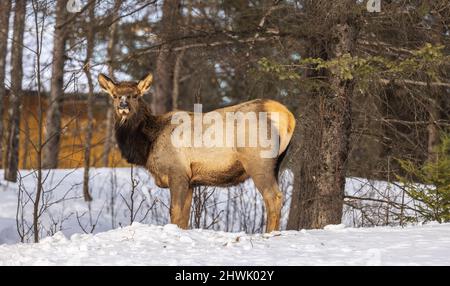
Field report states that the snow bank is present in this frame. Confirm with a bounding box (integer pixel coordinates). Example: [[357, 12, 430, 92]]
[[0, 168, 291, 244], [0, 168, 426, 244], [1, 222, 449, 265]]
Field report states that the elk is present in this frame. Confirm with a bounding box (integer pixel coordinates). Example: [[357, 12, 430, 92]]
[[98, 73, 296, 232]]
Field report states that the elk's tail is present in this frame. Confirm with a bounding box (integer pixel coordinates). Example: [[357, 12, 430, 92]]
[[275, 140, 292, 183], [262, 99, 296, 183]]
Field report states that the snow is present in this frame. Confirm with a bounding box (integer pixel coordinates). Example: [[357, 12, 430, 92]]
[[0, 167, 422, 245], [0, 167, 448, 265], [0, 168, 293, 244], [323, 224, 346, 231], [0, 222, 449, 265]]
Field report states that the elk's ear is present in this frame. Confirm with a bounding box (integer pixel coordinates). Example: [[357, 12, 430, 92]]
[[98, 74, 116, 94], [137, 73, 153, 95]]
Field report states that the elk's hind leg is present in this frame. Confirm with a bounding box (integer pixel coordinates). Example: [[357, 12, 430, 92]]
[[244, 162, 283, 233], [181, 187, 193, 228], [257, 176, 283, 233]]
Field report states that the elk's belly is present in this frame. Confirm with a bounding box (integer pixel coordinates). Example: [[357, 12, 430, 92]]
[[189, 159, 249, 187]]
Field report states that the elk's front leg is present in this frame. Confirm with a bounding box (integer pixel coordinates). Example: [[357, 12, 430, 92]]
[[169, 173, 191, 229]]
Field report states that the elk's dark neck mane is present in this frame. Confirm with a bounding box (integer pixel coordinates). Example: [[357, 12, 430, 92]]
[[114, 100, 164, 166]]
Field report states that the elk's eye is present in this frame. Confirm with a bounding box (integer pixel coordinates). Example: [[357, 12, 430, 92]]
[[127, 95, 131, 99]]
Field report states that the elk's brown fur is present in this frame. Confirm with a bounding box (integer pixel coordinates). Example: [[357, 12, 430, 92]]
[[98, 73, 296, 232]]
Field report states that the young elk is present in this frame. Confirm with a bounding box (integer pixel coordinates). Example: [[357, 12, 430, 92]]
[[98, 73, 296, 232]]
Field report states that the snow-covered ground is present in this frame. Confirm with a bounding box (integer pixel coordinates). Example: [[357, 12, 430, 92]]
[[1, 222, 449, 265], [0, 167, 447, 265], [0, 168, 419, 245], [0, 168, 293, 244]]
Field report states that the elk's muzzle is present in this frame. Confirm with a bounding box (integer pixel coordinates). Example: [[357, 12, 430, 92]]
[[119, 101, 128, 109], [118, 96, 130, 115]]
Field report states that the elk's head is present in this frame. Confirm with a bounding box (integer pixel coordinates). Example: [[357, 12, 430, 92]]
[[98, 73, 153, 123]]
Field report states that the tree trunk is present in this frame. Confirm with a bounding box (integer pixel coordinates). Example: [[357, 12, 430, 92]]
[[4, 0, 26, 182], [82, 1, 96, 202], [152, 0, 181, 114], [315, 26, 355, 226], [172, 50, 185, 110], [0, 0, 12, 168], [287, 2, 356, 229], [31, 0, 45, 243], [426, 4, 444, 163], [42, 0, 67, 169], [286, 101, 321, 230], [102, 0, 122, 167], [426, 92, 441, 163], [22, 114, 29, 169]]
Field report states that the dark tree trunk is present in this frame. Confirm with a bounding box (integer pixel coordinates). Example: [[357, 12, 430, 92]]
[[287, 1, 357, 229], [0, 0, 12, 168], [426, 3, 445, 163], [314, 22, 356, 228], [42, 0, 67, 169], [426, 92, 441, 163], [287, 39, 324, 230], [103, 0, 122, 167], [287, 100, 321, 230], [172, 50, 185, 110], [152, 0, 181, 114], [4, 0, 26, 182]]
